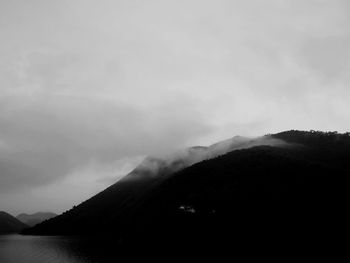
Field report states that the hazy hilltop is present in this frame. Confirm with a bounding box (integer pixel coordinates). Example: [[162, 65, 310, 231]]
[[0, 211, 28, 234], [23, 135, 286, 235], [17, 212, 57, 227], [23, 130, 350, 250]]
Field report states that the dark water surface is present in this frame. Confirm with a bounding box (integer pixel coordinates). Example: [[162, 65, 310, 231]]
[[0, 234, 119, 263]]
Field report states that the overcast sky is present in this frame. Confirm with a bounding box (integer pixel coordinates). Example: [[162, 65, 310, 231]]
[[1, 0, 350, 215]]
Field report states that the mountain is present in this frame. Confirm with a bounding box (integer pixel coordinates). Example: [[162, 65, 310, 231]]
[[0, 211, 28, 234], [16, 212, 57, 227], [22, 135, 287, 236], [22, 131, 350, 250]]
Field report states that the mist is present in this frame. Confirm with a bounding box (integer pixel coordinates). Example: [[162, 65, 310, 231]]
[[1, 0, 350, 215], [127, 135, 290, 182]]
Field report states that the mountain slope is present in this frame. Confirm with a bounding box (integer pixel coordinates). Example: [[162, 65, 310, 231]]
[[23, 135, 286, 235], [0, 211, 28, 234], [16, 212, 57, 227], [23, 131, 350, 249]]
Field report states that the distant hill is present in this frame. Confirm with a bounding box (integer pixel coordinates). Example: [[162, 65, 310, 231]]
[[0, 211, 28, 234], [23, 131, 350, 250], [17, 212, 57, 227]]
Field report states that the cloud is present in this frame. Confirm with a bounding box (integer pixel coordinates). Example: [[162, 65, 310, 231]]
[[0, 94, 212, 193], [1, 0, 350, 214], [299, 36, 350, 82]]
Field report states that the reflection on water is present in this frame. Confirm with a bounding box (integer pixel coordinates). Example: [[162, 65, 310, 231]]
[[0, 234, 119, 263]]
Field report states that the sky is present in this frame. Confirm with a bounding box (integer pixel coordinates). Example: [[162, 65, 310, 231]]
[[1, 0, 350, 215]]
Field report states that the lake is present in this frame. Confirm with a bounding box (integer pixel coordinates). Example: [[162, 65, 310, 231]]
[[0, 234, 121, 263]]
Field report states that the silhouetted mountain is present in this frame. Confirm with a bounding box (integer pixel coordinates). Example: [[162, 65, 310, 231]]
[[23, 131, 350, 251], [16, 212, 57, 227], [0, 211, 28, 234], [23, 135, 286, 236]]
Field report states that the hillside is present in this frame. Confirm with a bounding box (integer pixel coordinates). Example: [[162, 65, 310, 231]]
[[0, 211, 28, 234], [23, 135, 285, 236], [16, 212, 57, 227], [22, 131, 350, 249]]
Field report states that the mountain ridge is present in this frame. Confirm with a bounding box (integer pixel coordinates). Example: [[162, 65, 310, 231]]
[[0, 211, 28, 234], [16, 212, 57, 227], [22, 130, 350, 250], [22, 134, 289, 236]]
